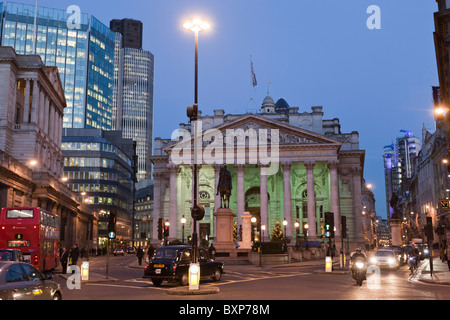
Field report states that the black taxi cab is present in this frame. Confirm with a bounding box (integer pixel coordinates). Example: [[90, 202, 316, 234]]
[[144, 245, 224, 287]]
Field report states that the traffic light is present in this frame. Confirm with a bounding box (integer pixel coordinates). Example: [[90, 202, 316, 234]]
[[426, 217, 434, 242], [341, 216, 347, 239], [324, 212, 335, 238], [158, 218, 164, 240], [108, 212, 116, 239], [108, 212, 116, 233]]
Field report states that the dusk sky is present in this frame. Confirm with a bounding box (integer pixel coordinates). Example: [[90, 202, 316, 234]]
[[24, 0, 439, 219]]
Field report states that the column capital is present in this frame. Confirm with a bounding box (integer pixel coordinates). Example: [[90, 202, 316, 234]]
[[167, 164, 178, 171], [281, 161, 292, 169], [327, 160, 339, 170], [351, 166, 363, 175], [153, 171, 164, 179], [304, 161, 316, 170]]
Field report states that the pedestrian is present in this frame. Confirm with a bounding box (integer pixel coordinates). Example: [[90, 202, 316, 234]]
[[60, 247, 69, 274], [209, 243, 216, 260], [69, 244, 80, 267], [445, 245, 450, 271], [136, 246, 144, 265], [147, 244, 155, 260]]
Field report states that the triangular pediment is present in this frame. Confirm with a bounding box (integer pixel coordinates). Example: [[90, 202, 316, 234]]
[[42, 66, 66, 105], [164, 113, 342, 153]]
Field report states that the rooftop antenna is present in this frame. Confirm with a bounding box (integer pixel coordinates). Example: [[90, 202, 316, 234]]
[[267, 81, 271, 95]]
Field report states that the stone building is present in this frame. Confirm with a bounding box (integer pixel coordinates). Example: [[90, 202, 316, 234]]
[[0, 46, 94, 249], [151, 96, 367, 251]]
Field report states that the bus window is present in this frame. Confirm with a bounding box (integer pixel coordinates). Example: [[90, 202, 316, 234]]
[[6, 209, 34, 219]]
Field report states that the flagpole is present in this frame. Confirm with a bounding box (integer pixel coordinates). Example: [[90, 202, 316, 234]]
[[32, 0, 37, 54], [250, 55, 253, 114]]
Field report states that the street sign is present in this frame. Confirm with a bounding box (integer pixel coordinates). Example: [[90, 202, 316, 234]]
[[326, 257, 333, 273], [81, 262, 89, 281], [108, 231, 116, 239], [440, 200, 450, 210], [189, 263, 200, 291]]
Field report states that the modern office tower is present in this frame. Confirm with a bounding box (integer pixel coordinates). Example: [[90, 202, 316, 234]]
[[110, 18, 143, 50], [62, 128, 134, 248], [383, 131, 421, 219], [111, 19, 154, 183], [0, 1, 115, 130]]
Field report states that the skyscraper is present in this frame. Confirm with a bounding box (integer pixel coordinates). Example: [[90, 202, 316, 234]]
[[0, 1, 115, 130], [383, 131, 421, 219], [111, 19, 154, 182], [110, 18, 143, 50]]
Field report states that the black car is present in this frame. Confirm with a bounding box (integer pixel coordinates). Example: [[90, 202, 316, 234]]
[[144, 245, 224, 287], [0, 262, 62, 300]]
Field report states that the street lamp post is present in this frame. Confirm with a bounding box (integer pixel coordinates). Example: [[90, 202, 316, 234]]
[[181, 216, 186, 244], [184, 18, 210, 268]]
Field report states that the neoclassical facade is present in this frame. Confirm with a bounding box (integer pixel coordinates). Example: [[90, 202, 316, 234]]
[[151, 96, 366, 250], [0, 46, 94, 249]]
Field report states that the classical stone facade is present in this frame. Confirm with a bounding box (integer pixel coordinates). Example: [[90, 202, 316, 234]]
[[151, 96, 366, 251], [0, 46, 94, 249]]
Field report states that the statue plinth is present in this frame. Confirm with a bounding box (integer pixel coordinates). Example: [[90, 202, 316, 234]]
[[238, 212, 253, 249], [390, 218, 403, 246], [213, 208, 236, 251]]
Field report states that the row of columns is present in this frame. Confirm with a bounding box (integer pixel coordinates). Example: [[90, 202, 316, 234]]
[[21, 78, 62, 145], [154, 160, 347, 243]]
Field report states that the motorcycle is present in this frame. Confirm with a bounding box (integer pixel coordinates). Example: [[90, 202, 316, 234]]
[[351, 257, 367, 286]]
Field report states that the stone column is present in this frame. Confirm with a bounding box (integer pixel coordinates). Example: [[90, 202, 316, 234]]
[[282, 162, 292, 239], [152, 172, 162, 243], [328, 160, 341, 237], [259, 164, 269, 241], [168, 165, 178, 240], [38, 87, 45, 129], [213, 165, 221, 211], [30, 80, 38, 123], [305, 161, 317, 238], [23, 79, 31, 123], [352, 167, 364, 245], [43, 96, 50, 135], [236, 164, 245, 229]]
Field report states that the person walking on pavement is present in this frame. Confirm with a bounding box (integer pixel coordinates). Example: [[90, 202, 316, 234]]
[[445, 245, 450, 271], [136, 246, 144, 265], [147, 244, 155, 261], [209, 243, 216, 260], [69, 244, 80, 267], [60, 247, 69, 274]]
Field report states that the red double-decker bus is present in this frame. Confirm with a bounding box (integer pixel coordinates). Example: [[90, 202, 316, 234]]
[[0, 207, 60, 271]]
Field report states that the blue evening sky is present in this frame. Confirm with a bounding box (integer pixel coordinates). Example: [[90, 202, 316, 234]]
[[24, 0, 439, 219]]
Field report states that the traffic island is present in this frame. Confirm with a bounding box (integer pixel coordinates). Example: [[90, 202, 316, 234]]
[[167, 286, 220, 296]]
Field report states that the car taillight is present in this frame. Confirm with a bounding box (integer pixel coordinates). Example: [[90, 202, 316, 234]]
[[172, 265, 177, 272]]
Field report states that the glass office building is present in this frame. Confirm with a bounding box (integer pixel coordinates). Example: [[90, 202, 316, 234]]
[[0, 1, 115, 130], [112, 25, 154, 182]]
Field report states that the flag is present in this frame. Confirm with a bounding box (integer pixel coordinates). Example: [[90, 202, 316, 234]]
[[251, 58, 257, 87]]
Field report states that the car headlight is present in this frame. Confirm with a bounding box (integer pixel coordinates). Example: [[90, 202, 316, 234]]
[[370, 257, 377, 264], [388, 258, 396, 265], [424, 249, 429, 254]]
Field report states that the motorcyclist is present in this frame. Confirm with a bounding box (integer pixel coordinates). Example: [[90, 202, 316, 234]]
[[351, 247, 367, 263], [409, 245, 419, 270], [351, 247, 367, 278]]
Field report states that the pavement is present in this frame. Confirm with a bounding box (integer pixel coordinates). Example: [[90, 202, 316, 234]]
[[57, 254, 450, 287]]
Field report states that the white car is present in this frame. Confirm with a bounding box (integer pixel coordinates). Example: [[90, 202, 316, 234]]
[[370, 249, 399, 270]]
